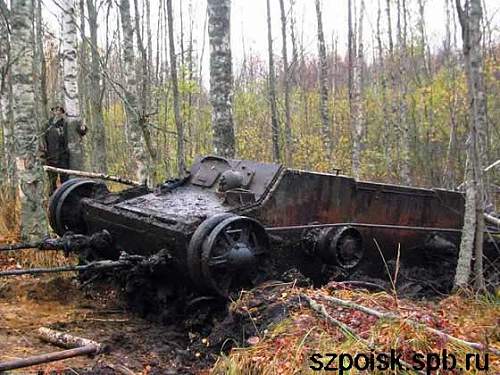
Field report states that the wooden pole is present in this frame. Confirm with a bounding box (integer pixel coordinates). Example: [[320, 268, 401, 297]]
[[484, 213, 500, 227], [0, 259, 131, 277], [43, 165, 142, 186], [0, 328, 105, 372], [0, 345, 98, 372], [38, 327, 104, 352]]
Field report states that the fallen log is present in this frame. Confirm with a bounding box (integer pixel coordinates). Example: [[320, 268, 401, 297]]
[[0, 328, 104, 372], [43, 165, 142, 186], [0, 345, 98, 372], [485, 213, 500, 227], [37, 327, 105, 353], [319, 294, 500, 355], [303, 295, 424, 374]]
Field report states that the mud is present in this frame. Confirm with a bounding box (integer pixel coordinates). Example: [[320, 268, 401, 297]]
[[1, 237, 498, 374], [0, 275, 215, 374]]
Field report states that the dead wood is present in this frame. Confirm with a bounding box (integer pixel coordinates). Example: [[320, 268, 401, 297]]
[[43, 165, 142, 186], [0, 345, 98, 372], [37, 327, 104, 353], [484, 213, 500, 227], [303, 295, 424, 374], [318, 294, 500, 355]]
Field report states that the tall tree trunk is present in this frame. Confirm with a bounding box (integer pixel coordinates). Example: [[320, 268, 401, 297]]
[[86, 0, 107, 173], [454, 0, 487, 291], [351, 0, 364, 179], [62, 0, 84, 170], [315, 0, 332, 165], [166, 0, 185, 176], [348, 0, 354, 107], [34, 0, 47, 122], [266, 0, 280, 163], [417, 0, 432, 78], [145, 0, 153, 77], [279, 0, 292, 166], [133, 0, 149, 114], [386, 0, 400, 180], [377, 0, 391, 174], [78, 0, 89, 139], [207, 0, 235, 158], [119, 0, 149, 184], [397, 0, 410, 184], [289, 0, 298, 87], [11, 0, 46, 240], [0, 8, 15, 187]]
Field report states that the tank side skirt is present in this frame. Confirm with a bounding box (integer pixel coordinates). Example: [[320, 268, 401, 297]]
[[263, 222, 464, 233]]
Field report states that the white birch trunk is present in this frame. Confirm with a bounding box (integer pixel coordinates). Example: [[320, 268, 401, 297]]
[[11, 0, 47, 240], [266, 0, 280, 163], [119, 0, 149, 184], [207, 0, 235, 158], [61, 0, 84, 170], [315, 0, 332, 166], [87, 0, 107, 173], [351, 0, 364, 179], [279, 0, 292, 166], [454, 0, 487, 290]]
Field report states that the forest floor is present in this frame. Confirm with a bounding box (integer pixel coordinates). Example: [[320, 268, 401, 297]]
[[0, 247, 499, 374], [0, 258, 212, 374]]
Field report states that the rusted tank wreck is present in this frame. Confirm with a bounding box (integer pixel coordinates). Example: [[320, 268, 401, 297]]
[[43, 155, 499, 297]]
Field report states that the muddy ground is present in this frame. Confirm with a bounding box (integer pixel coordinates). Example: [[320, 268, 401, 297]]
[[0, 272, 221, 375], [0, 241, 498, 375]]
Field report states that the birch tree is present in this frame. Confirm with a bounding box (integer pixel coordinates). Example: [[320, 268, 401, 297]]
[[166, 0, 185, 175], [454, 0, 488, 290], [207, 0, 235, 158], [11, 0, 46, 240], [86, 0, 107, 173], [279, 0, 292, 165], [397, 0, 410, 184], [0, 2, 13, 185], [119, 0, 149, 183], [315, 0, 332, 163], [350, 0, 365, 179], [61, 0, 84, 170], [266, 0, 280, 163]]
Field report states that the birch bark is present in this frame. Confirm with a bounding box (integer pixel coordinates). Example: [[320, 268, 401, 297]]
[[454, 0, 487, 290], [61, 0, 84, 170], [315, 0, 332, 165], [207, 0, 235, 158], [86, 0, 107, 173], [266, 0, 280, 163], [279, 0, 292, 165], [166, 0, 185, 175], [351, 0, 364, 179], [119, 0, 149, 184], [11, 0, 47, 240]]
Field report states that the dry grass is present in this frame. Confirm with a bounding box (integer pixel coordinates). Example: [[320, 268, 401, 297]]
[[211, 286, 500, 374], [0, 185, 71, 269]]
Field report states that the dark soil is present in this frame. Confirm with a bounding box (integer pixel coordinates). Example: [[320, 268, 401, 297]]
[[1, 237, 498, 374]]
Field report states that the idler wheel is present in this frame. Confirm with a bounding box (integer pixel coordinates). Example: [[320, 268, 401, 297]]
[[187, 213, 235, 289], [48, 178, 82, 232], [318, 226, 364, 269], [48, 178, 108, 235], [200, 216, 269, 297]]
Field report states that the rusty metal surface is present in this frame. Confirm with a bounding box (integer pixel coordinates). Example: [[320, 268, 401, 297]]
[[248, 169, 464, 230], [49, 156, 481, 291], [115, 186, 228, 226], [243, 168, 466, 277]]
